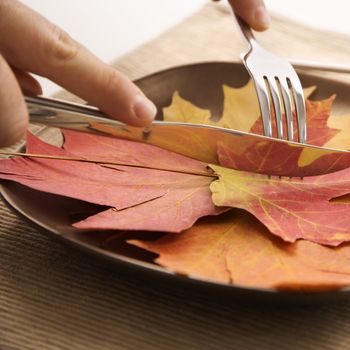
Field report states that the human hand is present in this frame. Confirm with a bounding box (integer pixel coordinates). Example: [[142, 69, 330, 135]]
[[0, 0, 157, 147], [227, 0, 271, 31]]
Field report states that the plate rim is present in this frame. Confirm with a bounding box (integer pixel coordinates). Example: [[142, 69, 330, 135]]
[[2, 61, 350, 301]]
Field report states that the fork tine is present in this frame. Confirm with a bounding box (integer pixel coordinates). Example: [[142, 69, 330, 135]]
[[279, 79, 294, 141], [254, 77, 273, 138], [266, 77, 283, 139], [233, 13, 307, 146], [289, 79, 307, 143]]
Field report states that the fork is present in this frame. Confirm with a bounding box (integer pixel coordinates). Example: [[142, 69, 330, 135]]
[[234, 14, 307, 143]]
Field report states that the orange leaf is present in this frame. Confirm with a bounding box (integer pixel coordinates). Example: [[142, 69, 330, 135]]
[[130, 210, 350, 291]]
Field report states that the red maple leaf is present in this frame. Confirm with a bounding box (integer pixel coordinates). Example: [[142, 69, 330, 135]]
[[209, 164, 350, 246], [0, 131, 221, 232]]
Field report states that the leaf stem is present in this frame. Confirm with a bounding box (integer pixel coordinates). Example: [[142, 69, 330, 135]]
[[0, 151, 217, 178]]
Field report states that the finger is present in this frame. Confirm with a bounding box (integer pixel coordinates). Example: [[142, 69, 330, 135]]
[[0, 0, 156, 126], [228, 0, 270, 31], [0, 54, 28, 147], [11, 66, 43, 96]]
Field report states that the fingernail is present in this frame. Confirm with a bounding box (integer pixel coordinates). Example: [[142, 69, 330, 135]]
[[133, 94, 157, 121], [254, 5, 271, 29]]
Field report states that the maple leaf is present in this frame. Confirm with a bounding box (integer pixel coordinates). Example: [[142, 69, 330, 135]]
[[0, 132, 165, 209], [162, 81, 262, 131], [220, 81, 261, 131], [130, 210, 350, 291], [163, 81, 316, 133], [325, 113, 350, 149], [0, 130, 221, 232], [250, 96, 339, 145], [61, 129, 208, 175], [163, 82, 342, 176], [62, 130, 225, 231], [216, 134, 350, 177], [209, 165, 350, 246], [163, 91, 213, 125], [213, 92, 350, 177]]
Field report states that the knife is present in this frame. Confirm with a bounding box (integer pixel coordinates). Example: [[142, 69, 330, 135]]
[[25, 95, 350, 178], [291, 59, 350, 74]]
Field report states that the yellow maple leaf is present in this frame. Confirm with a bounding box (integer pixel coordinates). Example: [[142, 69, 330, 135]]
[[162, 91, 212, 125], [163, 81, 316, 133], [325, 113, 350, 150]]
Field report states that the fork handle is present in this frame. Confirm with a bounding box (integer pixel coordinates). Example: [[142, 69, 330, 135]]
[[233, 14, 350, 75], [232, 13, 258, 49]]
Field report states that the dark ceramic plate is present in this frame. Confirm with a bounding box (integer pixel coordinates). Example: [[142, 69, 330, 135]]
[[2, 62, 350, 302]]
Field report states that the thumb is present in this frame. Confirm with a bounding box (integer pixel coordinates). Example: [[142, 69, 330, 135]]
[[228, 0, 270, 31], [0, 54, 28, 147]]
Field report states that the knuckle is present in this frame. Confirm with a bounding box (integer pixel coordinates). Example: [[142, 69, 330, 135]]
[[2, 119, 27, 146], [42, 25, 79, 68], [103, 68, 124, 91], [103, 68, 141, 99]]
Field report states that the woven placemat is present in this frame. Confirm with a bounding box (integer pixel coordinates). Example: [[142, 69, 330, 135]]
[[2, 3, 350, 349]]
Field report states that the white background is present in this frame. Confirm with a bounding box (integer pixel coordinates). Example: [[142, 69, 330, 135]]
[[21, 0, 350, 95]]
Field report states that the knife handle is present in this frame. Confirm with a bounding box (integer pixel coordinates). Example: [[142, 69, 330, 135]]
[[26, 95, 107, 119], [26, 95, 124, 134], [290, 59, 350, 74]]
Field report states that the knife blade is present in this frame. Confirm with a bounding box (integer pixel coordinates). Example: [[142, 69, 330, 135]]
[[26, 95, 350, 177]]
